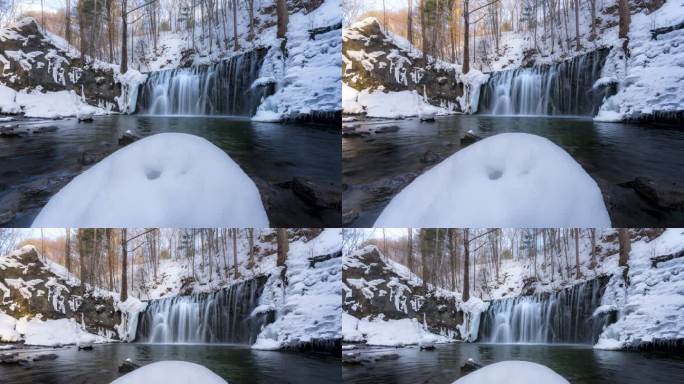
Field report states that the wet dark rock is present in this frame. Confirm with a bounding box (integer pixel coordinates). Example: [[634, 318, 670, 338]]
[[630, 177, 684, 211], [118, 358, 141, 374], [460, 358, 483, 374], [421, 150, 441, 164], [374, 125, 400, 134], [419, 114, 436, 122], [30, 125, 59, 134], [309, 250, 343, 268], [118, 131, 141, 146], [0, 352, 58, 365], [461, 131, 482, 146], [0, 190, 21, 225], [19, 175, 71, 200], [420, 343, 436, 350], [31, 353, 58, 362], [342, 207, 360, 226], [291, 177, 341, 210], [78, 345, 94, 351], [342, 351, 400, 365], [79, 150, 109, 166]]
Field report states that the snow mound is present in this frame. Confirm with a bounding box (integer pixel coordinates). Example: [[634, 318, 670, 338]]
[[14, 317, 109, 347], [453, 361, 569, 384], [374, 133, 610, 227], [343, 87, 453, 119], [0, 312, 20, 342], [343, 313, 450, 347], [111, 361, 228, 384], [32, 133, 268, 227]]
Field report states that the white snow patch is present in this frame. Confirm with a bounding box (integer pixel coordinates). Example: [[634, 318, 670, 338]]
[[453, 361, 569, 384]]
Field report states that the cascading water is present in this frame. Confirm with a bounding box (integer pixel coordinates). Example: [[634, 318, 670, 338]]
[[478, 48, 612, 116], [136, 276, 272, 344], [136, 49, 272, 116], [478, 277, 611, 344]]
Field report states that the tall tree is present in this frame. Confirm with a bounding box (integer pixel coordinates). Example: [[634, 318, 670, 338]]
[[65, 228, 71, 275], [232, 228, 239, 279], [120, 228, 127, 302], [574, 228, 581, 278], [407, 228, 414, 277], [276, 0, 288, 39], [618, 229, 630, 267], [65, 0, 72, 46], [463, 228, 470, 302], [407, 0, 414, 45], [276, 229, 288, 267], [618, 0, 630, 39]]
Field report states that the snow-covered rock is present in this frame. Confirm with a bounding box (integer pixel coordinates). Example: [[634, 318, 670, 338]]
[[0, 311, 20, 342], [343, 313, 451, 347], [16, 317, 108, 347], [374, 133, 611, 227], [111, 361, 228, 384], [595, 228, 684, 350], [253, 229, 341, 351], [453, 361, 570, 384], [32, 133, 269, 227]]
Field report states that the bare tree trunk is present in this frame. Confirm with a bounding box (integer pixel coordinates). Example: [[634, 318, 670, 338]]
[[120, 228, 128, 302], [121, 0, 128, 73], [589, 0, 596, 40], [276, 229, 288, 267], [248, 228, 255, 270], [232, 0, 239, 50], [463, 0, 470, 73], [407, 228, 414, 277], [407, 0, 413, 45], [232, 229, 239, 279], [66, 0, 72, 45], [276, 0, 288, 39], [574, 0, 580, 51], [618, 0, 630, 39], [575, 228, 581, 279], [618, 229, 630, 267], [62, 228, 70, 275], [463, 229, 470, 302]]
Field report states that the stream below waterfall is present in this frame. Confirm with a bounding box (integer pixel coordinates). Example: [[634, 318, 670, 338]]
[[342, 115, 684, 227], [0, 115, 341, 227], [0, 343, 341, 384], [342, 343, 684, 384]]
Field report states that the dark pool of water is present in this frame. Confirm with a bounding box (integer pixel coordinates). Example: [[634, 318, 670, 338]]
[[0, 115, 341, 226], [342, 115, 684, 227], [342, 343, 684, 384], [0, 343, 341, 384]]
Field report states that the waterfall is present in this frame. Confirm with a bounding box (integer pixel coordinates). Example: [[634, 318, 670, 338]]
[[478, 48, 611, 116], [478, 277, 611, 344], [136, 49, 272, 116], [135, 276, 272, 344]]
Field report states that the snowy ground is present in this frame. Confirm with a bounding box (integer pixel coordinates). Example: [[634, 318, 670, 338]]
[[31, 133, 269, 227], [373, 133, 611, 227], [342, 313, 450, 347], [343, 84, 454, 118]]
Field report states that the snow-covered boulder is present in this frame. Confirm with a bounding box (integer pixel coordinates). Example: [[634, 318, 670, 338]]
[[111, 361, 228, 384], [453, 361, 569, 384], [374, 133, 611, 227], [32, 133, 269, 227], [0, 312, 20, 342]]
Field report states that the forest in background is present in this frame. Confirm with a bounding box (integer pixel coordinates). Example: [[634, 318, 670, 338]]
[[0, 228, 290, 300], [343, 0, 636, 72], [345, 228, 636, 300], [0, 0, 291, 72]]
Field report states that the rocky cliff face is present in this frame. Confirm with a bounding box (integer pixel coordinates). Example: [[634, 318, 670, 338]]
[[0, 246, 122, 338], [343, 246, 463, 338], [343, 18, 465, 111], [0, 18, 121, 110]]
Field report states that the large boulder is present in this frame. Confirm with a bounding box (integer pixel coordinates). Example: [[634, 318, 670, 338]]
[[0, 18, 121, 110], [343, 245, 463, 337], [0, 246, 122, 338], [343, 17, 465, 111]]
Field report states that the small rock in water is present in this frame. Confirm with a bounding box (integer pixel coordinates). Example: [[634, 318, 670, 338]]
[[461, 131, 482, 146], [118, 130, 141, 146], [31, 353, 58, 362], [460, 358, 483, 374], [630, 177, 684, 211], [78, 344, 94, 351], [419, 342, 436, 350], [119, 358, 141, 374], [374, 125, 400, 134], [421, 150, 441, 164], [291, 177, 340, 210], [419, 112, 436, 122], [77, 112, 94, 122]]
